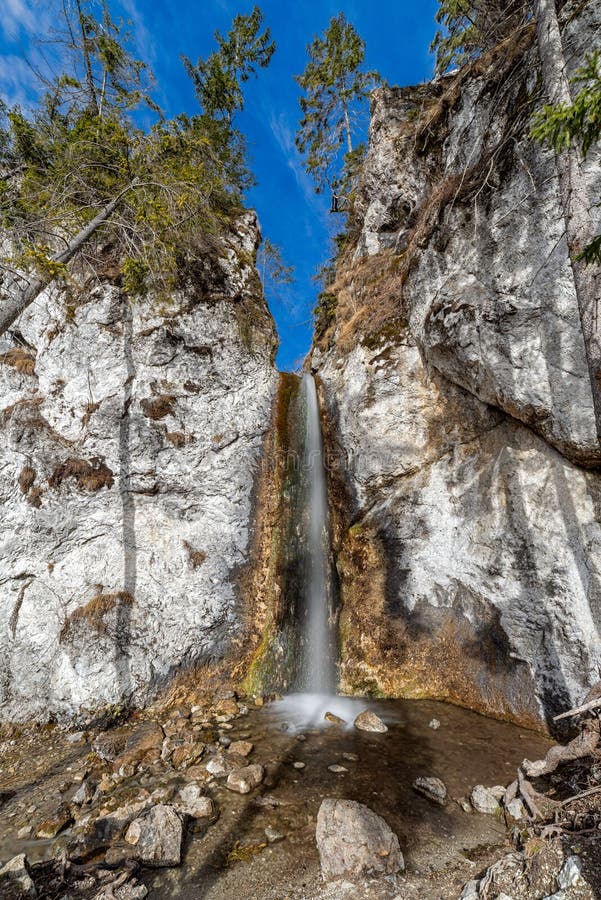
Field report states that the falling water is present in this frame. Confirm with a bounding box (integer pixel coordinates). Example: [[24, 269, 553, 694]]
[[296, 373, 336, 694]]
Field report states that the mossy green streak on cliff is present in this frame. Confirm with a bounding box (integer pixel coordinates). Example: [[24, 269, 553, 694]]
[[240, 371, 302, 696]]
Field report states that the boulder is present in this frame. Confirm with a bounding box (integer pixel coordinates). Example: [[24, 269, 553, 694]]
[[470, 785, 500, 815], [124, 804, 183, 867], [316, 799, 403, 880], [72, 779, 94, 806], [413, 776, 447, 806], [226, 764, 264, 794], [505, 798, 527, 821], [0, 854, 37, 898], [353, 710, 388, 733], [113, 722, 164, 770]]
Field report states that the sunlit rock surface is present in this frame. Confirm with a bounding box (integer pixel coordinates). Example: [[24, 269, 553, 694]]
[[313, 0, 601, 727], [0, 212, 278, 720]]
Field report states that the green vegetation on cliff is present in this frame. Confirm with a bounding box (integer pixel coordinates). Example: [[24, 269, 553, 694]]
[[0, 2, 275, 335]]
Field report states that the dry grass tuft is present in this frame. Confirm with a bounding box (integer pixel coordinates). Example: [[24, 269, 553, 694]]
[[18, 466, 36, 494], [140, 395, 176, 420], [49, 457, 114, 492], [60, 591, 134, 642], [183, 540, 207, 568], [0, 348, 36, 376], [166, 431, 186, 448]]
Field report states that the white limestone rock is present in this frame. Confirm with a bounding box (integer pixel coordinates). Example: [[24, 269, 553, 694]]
[[313, 1, 601, 727], [0, 213, 278, 721]]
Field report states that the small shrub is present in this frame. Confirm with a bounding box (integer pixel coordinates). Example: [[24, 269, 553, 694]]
[[314, 291, 338, 338]]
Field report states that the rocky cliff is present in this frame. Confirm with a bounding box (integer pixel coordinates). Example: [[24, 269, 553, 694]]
[[0, 212, 278, 721], [313, 0, 601, 729]]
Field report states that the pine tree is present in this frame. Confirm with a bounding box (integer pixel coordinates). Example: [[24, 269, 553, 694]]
[[0, 3, 275, 337], [182, 7, 275, 125], [295, 14, 380, 195], [431, 1, 530, 76]]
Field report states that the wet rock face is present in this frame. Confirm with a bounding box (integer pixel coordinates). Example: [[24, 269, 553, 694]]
[[0, 212, 278, 721], [314, 1, 601, 728], [316, 798, 404, 880], [318, 334, 601, 727]]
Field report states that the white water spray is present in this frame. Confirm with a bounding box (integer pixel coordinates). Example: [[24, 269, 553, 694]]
[[298, 373, 336, 694]]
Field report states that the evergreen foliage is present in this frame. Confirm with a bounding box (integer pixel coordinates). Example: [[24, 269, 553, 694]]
[[0, 1, 275, 314], [295, 13, 379, 195], [431, 0, 530, 76], [532, 51, 601, 263], [182, 7, 275, 124]]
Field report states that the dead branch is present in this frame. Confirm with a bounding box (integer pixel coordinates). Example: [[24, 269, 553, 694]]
[[522, 720, 600, 778], [560, 785, 601, 807]]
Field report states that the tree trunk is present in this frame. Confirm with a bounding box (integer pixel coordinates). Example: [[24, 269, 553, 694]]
[[343, 104, 353, 155], [0, 186, 132, 337], [75, 0, 99, 115], [535, 0, 601, 441]]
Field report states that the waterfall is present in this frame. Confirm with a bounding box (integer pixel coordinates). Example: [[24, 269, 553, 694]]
[[297, 373, 336, 693]]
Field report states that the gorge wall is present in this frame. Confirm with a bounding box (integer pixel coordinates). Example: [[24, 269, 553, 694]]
[[313, 0, 601, 729], [0, 212, 278, 721]]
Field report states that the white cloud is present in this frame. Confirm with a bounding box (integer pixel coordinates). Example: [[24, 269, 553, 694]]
[[0, 53, 40, 107], [119, 0, 156, 64], [0, 0, 36, 39], [269, 111, 326, 216]]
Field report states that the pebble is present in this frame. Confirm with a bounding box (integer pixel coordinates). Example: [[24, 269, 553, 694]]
[[226, 764, 264, 795], [293, 761, 305, 770], [428, 719, 441, 730], [324, 712, 346, 725], [342, 752, 359, 762], [328, 764, 348, 774], [353, 710, 388, 733], [265, 825, 285, 844], [228, 740, 253, 757], [413, 776, 447, 806]]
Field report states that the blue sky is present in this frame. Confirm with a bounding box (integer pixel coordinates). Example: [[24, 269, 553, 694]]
[[0, 0, 439, 370]]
